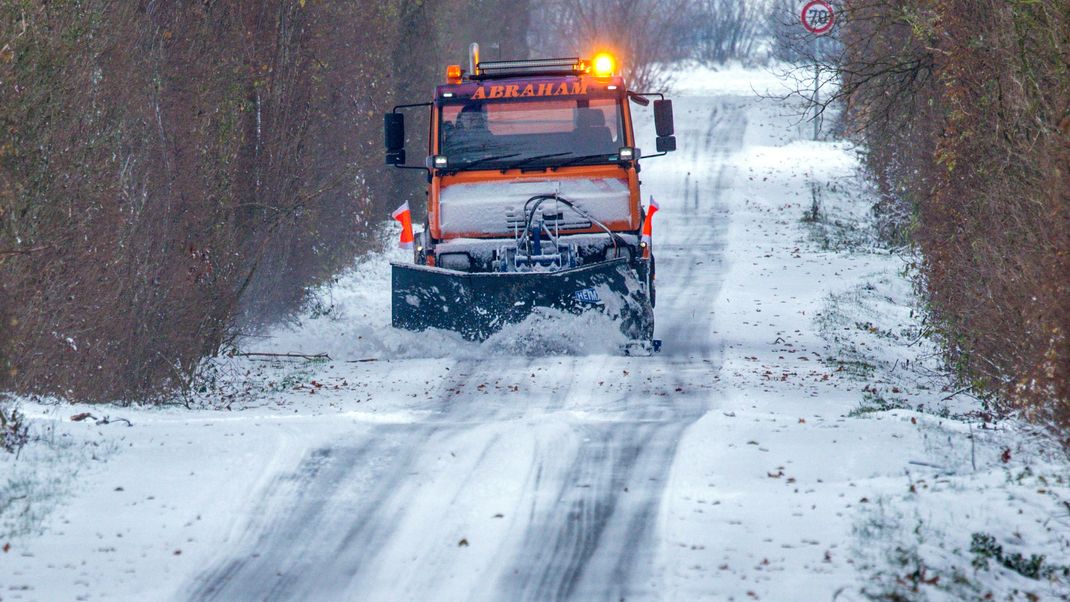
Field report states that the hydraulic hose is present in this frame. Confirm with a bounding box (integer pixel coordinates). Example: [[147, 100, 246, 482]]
[[519, 194, 628, 257]]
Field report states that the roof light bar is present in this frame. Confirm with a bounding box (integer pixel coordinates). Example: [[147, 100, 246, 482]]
[[473, 57, 584, 80]]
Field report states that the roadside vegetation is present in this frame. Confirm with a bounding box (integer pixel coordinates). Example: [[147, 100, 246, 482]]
[[777, 3, 1070, 597], [0, 0, 528, 403], [783, 1, 1069, 441], [797, 109, 1070, 602]]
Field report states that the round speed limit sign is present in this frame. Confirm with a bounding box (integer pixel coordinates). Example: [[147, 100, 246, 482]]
[[801, 0, 835, 35]]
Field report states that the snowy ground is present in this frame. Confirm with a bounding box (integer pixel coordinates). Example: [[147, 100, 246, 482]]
[[2, 66, 1068, 601]]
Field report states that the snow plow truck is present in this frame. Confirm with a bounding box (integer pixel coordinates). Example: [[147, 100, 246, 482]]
[[384, 45, 677, 348]]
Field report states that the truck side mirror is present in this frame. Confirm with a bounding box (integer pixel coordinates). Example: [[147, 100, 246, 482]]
[[385, 113, 406, 166], [653, 100, 675, 153], [653, 99, 674, 136]]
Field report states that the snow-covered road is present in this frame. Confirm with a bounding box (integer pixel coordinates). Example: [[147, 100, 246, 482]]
[[186, 92, 744, 602], [6, 67, 1068, 602]]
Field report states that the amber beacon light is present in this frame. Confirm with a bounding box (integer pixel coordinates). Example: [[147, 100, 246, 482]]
[[446, 64, 463, 84], [591, 53, 615, 77]]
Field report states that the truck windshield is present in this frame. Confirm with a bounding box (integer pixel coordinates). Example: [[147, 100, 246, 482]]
[[439, 96, 625, 171]]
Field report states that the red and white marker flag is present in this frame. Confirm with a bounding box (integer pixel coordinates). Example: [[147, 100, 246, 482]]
[[391, 201, 414, 249], [641, 196, 660, 244]]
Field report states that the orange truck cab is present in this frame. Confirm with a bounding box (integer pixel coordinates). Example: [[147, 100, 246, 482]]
[[384, 47, 676, 345]]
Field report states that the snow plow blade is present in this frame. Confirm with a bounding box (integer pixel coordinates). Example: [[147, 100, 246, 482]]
[[392, 258, 653, 342]]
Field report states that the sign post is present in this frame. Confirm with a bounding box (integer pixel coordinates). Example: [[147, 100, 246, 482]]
[[801, 0, 835, 140]]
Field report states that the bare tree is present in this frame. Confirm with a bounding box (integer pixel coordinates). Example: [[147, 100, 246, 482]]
[[680, 0, 769, 64], [530, 0, 694, 90]]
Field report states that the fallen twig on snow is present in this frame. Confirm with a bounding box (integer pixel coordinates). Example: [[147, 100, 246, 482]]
[[908, 460, 951, 471], [70, 413, 132, 427], [234, 352, 331, 361]]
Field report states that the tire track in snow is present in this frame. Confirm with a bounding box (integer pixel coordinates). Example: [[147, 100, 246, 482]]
[[188, 425, 440, 601], [491, 99, 748, 600], [655, 98, 744, 357], [188, 362, 484, 601], [499, 415, 698, 601]]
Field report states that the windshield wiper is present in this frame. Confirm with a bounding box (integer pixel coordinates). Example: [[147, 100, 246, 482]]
[[552, 153, 612, 170], [454, 153, 521, 171], [498, 152, 572, 172]]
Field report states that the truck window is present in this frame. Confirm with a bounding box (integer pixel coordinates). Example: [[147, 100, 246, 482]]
[[439, 96, 624, 170]]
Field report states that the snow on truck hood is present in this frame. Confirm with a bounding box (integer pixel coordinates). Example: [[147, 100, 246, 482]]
[[438, 177, 631, 236]]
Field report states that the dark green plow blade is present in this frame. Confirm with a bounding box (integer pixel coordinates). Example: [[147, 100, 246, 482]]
[[391, 258, 653, 341]]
